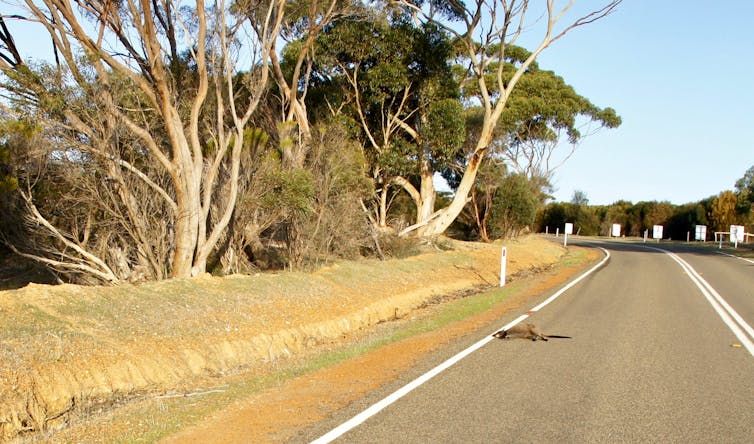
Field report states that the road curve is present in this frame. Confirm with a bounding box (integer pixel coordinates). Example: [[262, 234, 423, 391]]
[[299, 240, 754, 443]]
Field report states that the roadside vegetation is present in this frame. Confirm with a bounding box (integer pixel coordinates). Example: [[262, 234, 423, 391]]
[[537, 165, 754, 241], [0, 1, 621, 285]]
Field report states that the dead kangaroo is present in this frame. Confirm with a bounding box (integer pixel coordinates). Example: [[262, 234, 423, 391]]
[[492, 323, 571, 341]]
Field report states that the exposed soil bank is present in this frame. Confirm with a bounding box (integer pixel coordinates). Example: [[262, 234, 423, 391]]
[[0, 236, 565, 442]]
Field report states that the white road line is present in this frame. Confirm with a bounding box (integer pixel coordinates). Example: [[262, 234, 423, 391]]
[[310, 247, 610, 444], [647, 247, 754, 357], [717, 251, 754, 265]]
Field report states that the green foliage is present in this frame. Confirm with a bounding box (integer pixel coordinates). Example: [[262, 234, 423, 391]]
[[536, 199, 601, 236], [450, 158, 541, 241], [488, 173, 538, 238], [0, 137, 17, 194], [735, 166, 754, 201], [288, 122, 374, 266], [500, 64, 621, 145], [734, 166, 754, 222], [0, 1, 633, 280], [313, 126, 373, 200], [407, 0, 466, 21], [447, 45, 620, 207], [457, 44, 621, 145], [310, 15, 463, 177], [537, 202, 568, 232], [243, 128, 269, 153], [425, 98, 465, 165], [263, 168, 315, 216], [378, 138, 416, 176], [0, 118, 41, 193]]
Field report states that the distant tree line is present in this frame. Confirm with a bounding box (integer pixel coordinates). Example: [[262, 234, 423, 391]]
[[536, 166, 754, 240], [0, 1, 621, 283]]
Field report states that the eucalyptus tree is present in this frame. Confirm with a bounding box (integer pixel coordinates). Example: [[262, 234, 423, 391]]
[[489, 53, 621, 183], [395, 0, 622, 237], [734, 166, 754, 222], [456, 157, 507, 241], [311, 13, 464, 231], [571, 190, 589, 207], [0, 0, 285, 281], [447, 52, 620, 208], [736, 166, 754, 203], [254, 0, 363, 169]]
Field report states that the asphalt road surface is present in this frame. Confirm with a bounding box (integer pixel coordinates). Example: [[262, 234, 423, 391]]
[[298, 240, 754, 443]]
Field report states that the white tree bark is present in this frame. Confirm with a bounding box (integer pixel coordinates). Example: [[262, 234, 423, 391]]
[[397, 0, 623, 237], [1, 0, 285, 279]]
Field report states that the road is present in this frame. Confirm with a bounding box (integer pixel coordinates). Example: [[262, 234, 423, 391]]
[[297, 240, 754, 443]]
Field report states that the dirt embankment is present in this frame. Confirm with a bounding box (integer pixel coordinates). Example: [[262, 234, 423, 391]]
[[0, 236, 566, 442]]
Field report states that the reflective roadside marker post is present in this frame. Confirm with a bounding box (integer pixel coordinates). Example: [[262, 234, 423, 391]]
[[564, 223, 573, 247], [500, 246, 507, 287]]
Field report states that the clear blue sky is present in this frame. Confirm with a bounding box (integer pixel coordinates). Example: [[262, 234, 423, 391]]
[[535, 0, 754, 205]]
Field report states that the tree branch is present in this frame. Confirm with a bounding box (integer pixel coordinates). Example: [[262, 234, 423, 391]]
[[16, 189, 119, 282]]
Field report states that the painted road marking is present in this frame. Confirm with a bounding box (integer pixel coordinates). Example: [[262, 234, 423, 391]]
[[310, 247, 610, 444], [717, 251, 754, 265], [647, 247, 754, 357]]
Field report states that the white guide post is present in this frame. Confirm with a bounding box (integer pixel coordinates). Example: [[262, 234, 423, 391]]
[[564, 223, 573, 247], [500, 246, 507, 287]]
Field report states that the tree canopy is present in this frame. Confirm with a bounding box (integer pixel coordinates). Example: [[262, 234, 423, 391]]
[[0, 0, 624, 283]]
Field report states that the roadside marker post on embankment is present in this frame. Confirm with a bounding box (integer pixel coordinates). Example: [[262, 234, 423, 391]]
[[499, 246, 507, 287], [564, 223, 573, 247]]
